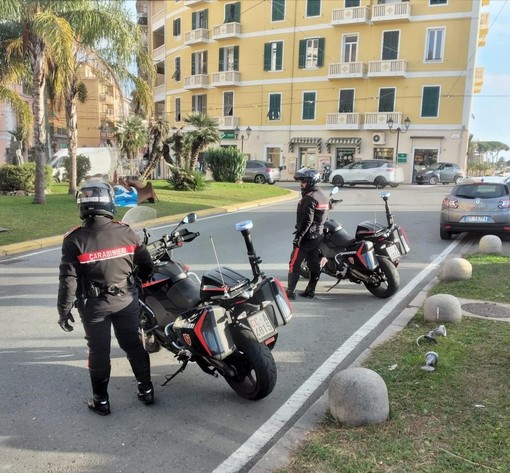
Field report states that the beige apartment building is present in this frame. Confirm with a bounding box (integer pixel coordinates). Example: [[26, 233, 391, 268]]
[[136, 0, 488, 182]]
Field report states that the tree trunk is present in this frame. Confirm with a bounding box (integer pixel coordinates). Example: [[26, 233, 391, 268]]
[[65, 81, 78, 195]]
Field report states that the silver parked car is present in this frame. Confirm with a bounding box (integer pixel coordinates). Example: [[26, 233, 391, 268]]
[[243, 160, 281, 184], [440, 178, 510, 240], [416, 162, 464, 185]]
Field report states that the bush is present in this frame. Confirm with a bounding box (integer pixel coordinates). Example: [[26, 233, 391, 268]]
[[0, 163, 53, 192], [62, 154, 91, 183], [167, 168, 207, 191], [204, 147, 246, 182]]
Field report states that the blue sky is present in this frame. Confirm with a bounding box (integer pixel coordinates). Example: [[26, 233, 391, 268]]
[[471, 0, 510, 159]]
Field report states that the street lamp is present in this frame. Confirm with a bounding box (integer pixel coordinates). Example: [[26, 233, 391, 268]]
[[234, 126, 252, 152], [387, 116, 411, 164]]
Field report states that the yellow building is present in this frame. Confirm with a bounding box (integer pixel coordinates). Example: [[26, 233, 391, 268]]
[[136, 0, 488, 182]]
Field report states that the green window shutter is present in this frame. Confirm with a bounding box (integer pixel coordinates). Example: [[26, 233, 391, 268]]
[[269, 94, 281, 119], [303, 92, 316, 119], [307, 0, 320, 16], [191, 53, 196, 75], [276, 42, 283, 70], [317, 38, 325, 67], [219, 48, 225, 72], [264, 43, 271, 70], [203, 9, 208, 28], [345, 0, 360, 7], [272, 0, 285, 21], [422, 86, 440, 117], [233, 46, 239, 70], [192, 12, 197, 30], [339, 90, 354, 112], [379, 88, 395, 112], [235, 2, 241, 22], [298, 40, 306, 68], [382, 31, 399, 60]]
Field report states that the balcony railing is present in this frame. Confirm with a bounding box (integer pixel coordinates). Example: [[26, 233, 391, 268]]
[[184, 74, 209, 89], [372, 2, 411, 22], [184, 0, 204, 5], [153, 44, 165, 62], [216, 116, 240, 129], [212, 22, 241, 40], [211, 71, 240, 87], [367, 59, 407, 77], [154, 84, 165, 100], [184, 28, 209, 44], [331, 6, 369, 25], [328, 62, 365, 79], [326, 113, 363, 129], [364, 112, 403, 130]]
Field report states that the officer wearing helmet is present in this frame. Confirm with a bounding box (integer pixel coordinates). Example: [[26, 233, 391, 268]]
[[287, 168, 329, 299], [57, 179, 154, 416]]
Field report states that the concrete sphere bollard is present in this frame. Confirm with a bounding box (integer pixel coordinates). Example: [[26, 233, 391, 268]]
[[423, 294, 462, 323], [479, 235, 502, 254], [439, 257, 472, 281], [329, 367, 389, 426]]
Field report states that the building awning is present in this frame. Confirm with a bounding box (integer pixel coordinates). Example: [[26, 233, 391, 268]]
[[288, 137, 322, 153], [326, 137, 361, 153], [410, 136, 445, 140]]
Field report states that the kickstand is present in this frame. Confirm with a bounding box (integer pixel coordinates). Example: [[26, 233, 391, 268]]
[[327, 279, 341, 292], [161, 359, 188, 387]]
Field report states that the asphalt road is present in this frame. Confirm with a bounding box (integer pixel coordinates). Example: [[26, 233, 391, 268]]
[[0, 183, 462, 473]]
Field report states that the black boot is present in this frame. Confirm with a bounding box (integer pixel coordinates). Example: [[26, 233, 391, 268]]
[[286, 273, 300, 300], [300, 272, 320, 299], [89, 367, 110, 415], [87, 396, 111, 416], [137, 381, 154, 405]]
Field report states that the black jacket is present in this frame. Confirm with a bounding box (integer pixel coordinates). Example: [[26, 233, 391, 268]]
[[295, 187, 329, 240], [57, 216, 153, 317]]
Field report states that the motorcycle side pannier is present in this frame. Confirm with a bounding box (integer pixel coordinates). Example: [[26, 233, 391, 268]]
[[248, 277, 293, 327], [391, 226, 411, 255]]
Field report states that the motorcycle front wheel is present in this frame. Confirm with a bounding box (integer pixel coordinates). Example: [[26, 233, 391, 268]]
[[223, 328, 277, 400], [364, 256, 400, 298]]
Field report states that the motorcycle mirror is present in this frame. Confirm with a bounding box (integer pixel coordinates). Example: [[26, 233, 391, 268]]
[[182, 212, 198, 224], [380, 191, 390, 200], [330, 186, 339, 196]]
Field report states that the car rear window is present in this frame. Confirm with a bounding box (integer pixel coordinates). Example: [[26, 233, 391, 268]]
[[453, 184, 508, 199], [265, 162, 277, 168]]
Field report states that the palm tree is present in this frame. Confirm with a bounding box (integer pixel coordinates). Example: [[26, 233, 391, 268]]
[[139, 117, 171, 181], [183, 113, 221, 171], [113, 115, 148, 175]]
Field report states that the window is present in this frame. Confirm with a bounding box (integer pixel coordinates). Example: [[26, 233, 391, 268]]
[[225, 2, 240, 23], [191, 51, 208, 75], [266, 147, 281, 165], [223, 92, 234, 116], [263, 41, 283, 71], [382, 31, 399, 60], [192, 9, 208, 29], [421, 86, 440, 117], [268, 93, 281, 120], [425, 28, 444, 62], [378, 88, 395, 112], [302, 92, 316, 120], [306, 0, 321, 17], [430, 0, 447, 5], [192, 94, 207, 114], [345, 0, 360, 7], [298, 38, 325, 69], [342, 34, 358, 63], [175, 97, 181, 122], [219, 46, 239, 72], [173, 18, 181, 36], [339, 89, 354, 113], [173, 57, 181, 81], [272, 0, 285, 21]]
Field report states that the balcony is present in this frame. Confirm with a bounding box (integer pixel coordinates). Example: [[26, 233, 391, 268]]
[[372, 2, 411, 22], [473, 67, 484, 94], [216, 116, 240, 129], [331, 6, 369, 25], [137, 15, 148, 26], [153, 44, 165, 62], [328, 62, 365, 79], [326, 113, 363, 130], [184, 74, 209, 89], [184, 0, 204, 5], [154, 84, 165, 100], [364, 112, 403, 130], [211, 71, 241, 87], [367, 59, 407, 77], [212, 22, 241, 40], [184, 28, 209, 45]]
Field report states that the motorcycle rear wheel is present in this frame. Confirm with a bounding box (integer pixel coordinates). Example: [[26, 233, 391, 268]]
[[223, 328, 277, 400], [364, 257, 400, 298]]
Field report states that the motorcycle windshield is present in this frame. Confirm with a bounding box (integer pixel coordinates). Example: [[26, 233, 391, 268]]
[[121, 206, 157, 225]]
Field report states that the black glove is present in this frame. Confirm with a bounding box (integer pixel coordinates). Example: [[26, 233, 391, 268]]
[[58, 312, 75, 332], [293, 236, 302, 248]]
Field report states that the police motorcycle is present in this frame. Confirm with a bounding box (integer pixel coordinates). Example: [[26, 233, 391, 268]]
[[300, 188, 410, 299], [122, 208, 293, 400]]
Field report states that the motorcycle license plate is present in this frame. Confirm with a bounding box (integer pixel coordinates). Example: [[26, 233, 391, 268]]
[[386, 244, 401, 261], [248, 311, 275, 342]]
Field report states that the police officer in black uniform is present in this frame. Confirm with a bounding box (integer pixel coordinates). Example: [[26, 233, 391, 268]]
[[57, 180, 154, 416], [286, 168, 329, 300]]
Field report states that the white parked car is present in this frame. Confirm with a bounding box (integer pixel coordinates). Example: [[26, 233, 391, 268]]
[[329, 159, 404, 188]]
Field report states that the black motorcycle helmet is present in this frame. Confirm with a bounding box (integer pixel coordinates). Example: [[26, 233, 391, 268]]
[[294, 167, 321, 191], [76, 180, 116, 219]]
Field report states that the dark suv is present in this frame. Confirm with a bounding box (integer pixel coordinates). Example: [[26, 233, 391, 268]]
[[415, 162, 464, 185]]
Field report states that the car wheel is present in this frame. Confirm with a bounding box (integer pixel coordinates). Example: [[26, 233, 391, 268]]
[[429, 176, 438, 185], [348, 183, 355, 187], [374, 176, 387, 188], [331, 175, 344, 187], [454, 176, 463, 184], [254, 174, 266, 184], [389, 183, 399, 188], [440, 227, 452, 240]]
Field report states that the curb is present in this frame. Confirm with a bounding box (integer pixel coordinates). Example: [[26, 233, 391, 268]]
[[0, 190, 299, 257]]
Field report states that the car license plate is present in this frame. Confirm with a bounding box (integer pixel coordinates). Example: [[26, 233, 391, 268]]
[[386, 243, 401, 261], [247, 311, 275, 342], [460, 216, 492, 223]]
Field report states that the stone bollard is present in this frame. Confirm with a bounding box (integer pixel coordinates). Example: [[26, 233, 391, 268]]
[[479, 235, 502, 254], [439, 257, 472, 281], [423, 294, 462, 323], [328, 367, 389, 426]]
